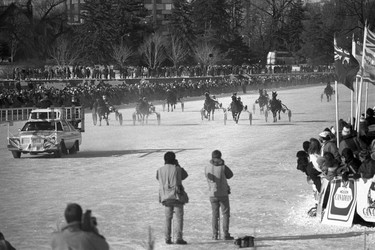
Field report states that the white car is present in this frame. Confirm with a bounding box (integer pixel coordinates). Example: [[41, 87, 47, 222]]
[[7, 108, 83, 158]]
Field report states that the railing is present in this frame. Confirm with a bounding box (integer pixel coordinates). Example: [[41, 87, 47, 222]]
[[0, 106, 84, 123], [0, 107, 34, 122]]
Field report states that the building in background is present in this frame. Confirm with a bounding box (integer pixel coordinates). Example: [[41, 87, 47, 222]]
[[66, 0, 84, 25], [143, 0, 172, 33], [65, 0, 173, 32]]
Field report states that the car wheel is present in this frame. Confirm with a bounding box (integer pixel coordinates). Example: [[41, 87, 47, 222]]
[[11, 151, 21, 158], [61, 141, 68, 155], [69, 142, 78, 154], [54, 147, 62, 158]]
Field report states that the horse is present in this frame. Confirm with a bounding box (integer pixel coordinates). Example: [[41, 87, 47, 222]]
[[201, 93, 222, 120], [134, 98, 160, 125], [268, 91, 288, 122], [322, 83, 334, 102], [166, 89, 177, 112], [97, 102, 110, 126], [228, 95, 244, 124], [255, 89, 269, 114]]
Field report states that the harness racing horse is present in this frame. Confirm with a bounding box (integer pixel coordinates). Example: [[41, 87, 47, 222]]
[[228, 95, 244, 124], [268, 91, 289, 122], [97, 100, 110, 126], [322, 83, 334, 102], [201, 93, 222, 120], [134, 99, 160, 125], [255, 89, 269, 114], [166, 89, 177, 112]]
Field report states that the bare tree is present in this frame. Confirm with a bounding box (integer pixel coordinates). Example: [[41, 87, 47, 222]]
[[111, 43, 134, 69], [138, 32, 166, 71], [165, 34, 189, 68], [193, 41, 221, 66], [48, 36, 81, 66]]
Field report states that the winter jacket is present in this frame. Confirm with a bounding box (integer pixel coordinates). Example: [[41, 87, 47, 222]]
[[157, 164, 188, 205], [339, 134, 366, 158], [358, 158, 375, 179], [205, 158, 233, 197], [51, 221, 109, 250], [322, 140, 341, 163]]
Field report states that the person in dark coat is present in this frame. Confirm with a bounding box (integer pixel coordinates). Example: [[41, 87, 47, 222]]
[[339, 123, 367, 159], [340, 148, 362, 180]]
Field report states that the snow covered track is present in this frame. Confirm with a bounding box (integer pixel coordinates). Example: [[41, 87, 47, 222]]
[[1, 84, 375, 249]]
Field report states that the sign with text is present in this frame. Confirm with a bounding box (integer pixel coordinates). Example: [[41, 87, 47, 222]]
[[322, 179, 356, 227], [356, 177, 375, 222]]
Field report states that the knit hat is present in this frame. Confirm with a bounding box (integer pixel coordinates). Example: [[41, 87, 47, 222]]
[[319, 131, 331, 141], [342, 126, 351, 136], [212, 150, 222, 159]]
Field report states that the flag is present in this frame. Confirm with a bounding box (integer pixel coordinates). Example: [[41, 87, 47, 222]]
[[362, 27, 375, 83], [334, 38, 360, 91]]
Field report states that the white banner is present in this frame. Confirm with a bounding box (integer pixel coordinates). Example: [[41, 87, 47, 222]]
[[356, 177, 375, 222], [322, 179, 357, 227]]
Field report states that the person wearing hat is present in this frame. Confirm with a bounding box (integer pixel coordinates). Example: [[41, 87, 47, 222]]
[[205, 150, 234, 240], [319, 129, 341, 163], [338, 122, 367, 159], [156, 151, 188, 245]]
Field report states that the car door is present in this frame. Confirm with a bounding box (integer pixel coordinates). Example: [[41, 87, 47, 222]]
[[61, 120, 75, 149]]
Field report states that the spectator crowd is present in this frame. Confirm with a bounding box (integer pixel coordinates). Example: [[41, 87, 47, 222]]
[[0, 72, 333, 110], [4, 64, 332, 81], [296, 107, 375, 218]]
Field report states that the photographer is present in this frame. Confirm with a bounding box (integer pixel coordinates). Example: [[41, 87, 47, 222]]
[[51, 203, 109, 250], [205, 150, 234, 240], [156, 151, 188, 245]]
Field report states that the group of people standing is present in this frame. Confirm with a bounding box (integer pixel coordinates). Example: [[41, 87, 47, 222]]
[[48, 150, 234, 249], [156, 150, 234, 245]]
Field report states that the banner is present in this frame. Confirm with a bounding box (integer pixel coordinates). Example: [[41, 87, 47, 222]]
[[322, 179, 357, 227], [356, 177, 375, 222]]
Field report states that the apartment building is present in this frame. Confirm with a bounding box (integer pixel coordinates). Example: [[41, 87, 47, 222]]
[[66, 0, 173, 30]]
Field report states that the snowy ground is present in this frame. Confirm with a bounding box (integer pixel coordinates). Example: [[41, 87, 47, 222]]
[[1, 83, 375, 250]]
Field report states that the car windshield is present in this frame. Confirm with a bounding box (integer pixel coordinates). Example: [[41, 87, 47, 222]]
[[21, 122, 56, 131]]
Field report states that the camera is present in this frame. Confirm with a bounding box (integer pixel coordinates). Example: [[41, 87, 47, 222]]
[[82, 210, 98, 232]]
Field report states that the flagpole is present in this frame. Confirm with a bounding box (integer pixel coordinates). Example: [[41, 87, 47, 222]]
[[365, 81, 369, 112], [351, 88, 354, 125], [352, 76, 359, 132], [335, 80, 340, 148], [357, 25, 368, 135], [351, 34, 357, 127]]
